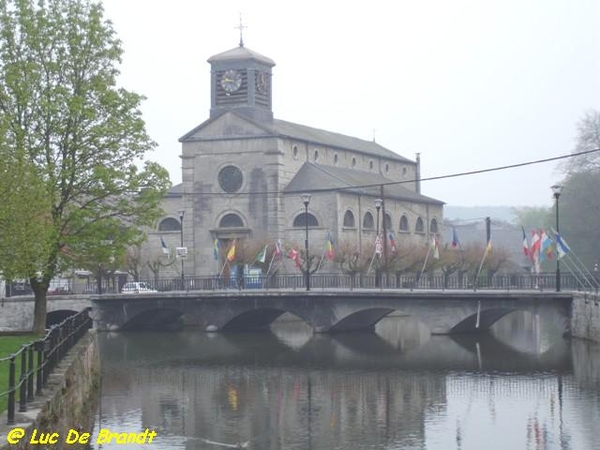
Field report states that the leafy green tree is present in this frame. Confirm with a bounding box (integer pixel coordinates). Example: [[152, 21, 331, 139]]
[[554, 110, 600, 270], [0, 0, 170, 332], [511, 206, 552, 230]]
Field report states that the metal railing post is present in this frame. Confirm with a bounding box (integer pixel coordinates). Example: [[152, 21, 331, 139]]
[[7, 356, 16, 424], [19, 350, 27, 412], [27, 344, 34, 402]]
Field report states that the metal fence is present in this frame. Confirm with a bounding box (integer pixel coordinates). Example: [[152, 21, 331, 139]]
[[118, 272, 593, 293], [0, 308, 93, 424]]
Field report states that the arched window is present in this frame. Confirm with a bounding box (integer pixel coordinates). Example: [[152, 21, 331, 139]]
[[219, 213, 244, 228], [293, 213, 319, 227], [314, 150, 319, 162], [399, 215, 409, 232], [352, 157, 357, 168], [415, 217, 424, 233], [384, 213, 392, 231], [363, 212, 374, 229], [334, 154, 339, 165], [343, 210, 355, 228], [369, 160, 374, 170], [158, 217, 181, 232], [430, 218, 439, 233]]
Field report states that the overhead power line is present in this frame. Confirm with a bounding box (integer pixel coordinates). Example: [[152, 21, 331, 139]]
[[181, 148, 600, 197]]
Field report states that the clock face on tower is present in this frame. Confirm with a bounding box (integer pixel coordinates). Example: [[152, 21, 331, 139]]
[[220, 69, 242, 93]]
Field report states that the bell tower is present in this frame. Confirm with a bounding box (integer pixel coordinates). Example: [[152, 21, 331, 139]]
[[208, 40, 275, 122]]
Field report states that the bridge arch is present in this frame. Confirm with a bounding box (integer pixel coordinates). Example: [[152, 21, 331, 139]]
[[219, 308, 312, 332], [46, 309, 78, 327], [329, 308, 396, 332], [121, 308, 185, 331], [450, 308, 517, 333]]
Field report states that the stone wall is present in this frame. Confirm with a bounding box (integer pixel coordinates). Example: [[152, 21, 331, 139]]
[[0, 331, 100, 449], [0, 296, 91, 331], [571, 292, 600, 342]]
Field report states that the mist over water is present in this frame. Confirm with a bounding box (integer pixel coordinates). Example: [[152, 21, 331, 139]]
[[91, 312, 600, 449]]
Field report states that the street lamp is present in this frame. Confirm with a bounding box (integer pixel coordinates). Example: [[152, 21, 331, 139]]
[[178, 209, 185, 289], [374, 198, 382, 287], [551, 185, 562, 292], [374, 198, 382, 235], [301, 193, 312, 291]]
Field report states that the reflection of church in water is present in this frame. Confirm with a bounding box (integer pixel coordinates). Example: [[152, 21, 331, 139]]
[[146, 37, 443, 278]]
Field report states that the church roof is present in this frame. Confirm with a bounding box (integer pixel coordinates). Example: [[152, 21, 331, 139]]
[[268, 119, 414, 163], [284, 162, 444, 205], [180, 110, 414, 164], [208, 45, 275, 66]]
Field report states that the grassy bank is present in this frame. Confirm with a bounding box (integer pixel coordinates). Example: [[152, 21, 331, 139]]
[[0, 335, 39, 414]]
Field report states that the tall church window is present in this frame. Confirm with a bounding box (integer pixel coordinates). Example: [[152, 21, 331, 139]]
[[218, 165, 243, 193], [430, 218, 439, 233], [334, 154, 339, 165], [415, 217, 424, 233], [399, 215, 409, 232], [363, 212, 374, 229], [158, 217, 181, 232], [293, 145, 299, 159], [369, 160, 374, 170], [314, 150, 319, 162], [385, 163, 390, 173], [352, 157, 357, 168], [384, 213, 392, 230], [219, 213, 244, 228], [343, 210, 355, 228], [293, 213, 319, 227]]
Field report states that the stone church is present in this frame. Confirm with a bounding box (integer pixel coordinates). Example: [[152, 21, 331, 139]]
[[143, 41, 444, 279]]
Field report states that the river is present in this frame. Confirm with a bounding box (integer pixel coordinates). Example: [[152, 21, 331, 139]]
[[90, 312, 600, 449]]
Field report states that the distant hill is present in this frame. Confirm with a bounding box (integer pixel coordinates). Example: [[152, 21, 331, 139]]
[[444, 206, 516, 223]]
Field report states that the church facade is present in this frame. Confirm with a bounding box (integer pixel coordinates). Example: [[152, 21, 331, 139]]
[[143, 42, 444, 279]]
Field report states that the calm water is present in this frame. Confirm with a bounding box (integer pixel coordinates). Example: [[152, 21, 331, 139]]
[[90, 313, 600, 450]]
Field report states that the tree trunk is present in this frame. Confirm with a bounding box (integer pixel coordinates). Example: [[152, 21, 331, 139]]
[[30, 281, 49, 334]]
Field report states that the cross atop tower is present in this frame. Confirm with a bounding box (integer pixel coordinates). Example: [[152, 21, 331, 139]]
[[235, 14, 247, 47]]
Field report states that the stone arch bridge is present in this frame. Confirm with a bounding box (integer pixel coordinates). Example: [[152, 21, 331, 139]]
[[90, 290, 572, 334]]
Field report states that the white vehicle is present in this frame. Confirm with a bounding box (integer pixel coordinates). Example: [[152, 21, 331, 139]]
[[121, 282, 158, 293]]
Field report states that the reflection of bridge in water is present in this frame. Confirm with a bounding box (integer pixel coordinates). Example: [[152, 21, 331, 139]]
[[95, 327, 576, 450], [98, 326, 572, 375]]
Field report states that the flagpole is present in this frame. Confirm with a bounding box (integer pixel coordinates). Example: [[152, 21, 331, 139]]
[[418, 244, 432, 287], [317, 246, 327, 272], [474, 246, 490, 289], [265, 252, 276, 277], [367, 248, 378, 275]]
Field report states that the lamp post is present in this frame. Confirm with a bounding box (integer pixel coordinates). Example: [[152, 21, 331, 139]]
[[551, 185, 562, 292], [375, 198, 382, 287], [178, 209, 185, 289], [301, 194, 312, 291]]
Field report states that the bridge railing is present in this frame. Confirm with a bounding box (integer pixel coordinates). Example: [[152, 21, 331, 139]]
[[123, 272, 594, 293], [0, 308, 92, 424]]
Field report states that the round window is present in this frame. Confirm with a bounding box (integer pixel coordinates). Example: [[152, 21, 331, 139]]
[[218, 165, 243, 193]]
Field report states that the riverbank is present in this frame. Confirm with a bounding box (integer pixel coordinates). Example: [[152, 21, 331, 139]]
[[571, 292, 600, 342], [0, 330, 100, 450]]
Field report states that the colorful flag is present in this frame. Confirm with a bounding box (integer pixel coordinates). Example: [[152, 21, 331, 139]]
[[226, 239, 236, 262], [530, 231, 541, 262], [431, 236, 440, 259], [375, 234, 383, 255], [451, 227, 460, 248], [160, 237, 169, 255], [213, 239, 220, 260], [275, 239, 283, 258], [325, 231, 335, 260], [554, 232, 571, 260], [539, 230, 553, 262], [255, 244, 269, 263], [388, 232, 397, 254], [288, 248, 301, 268], [521, 226, 529, 257]]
